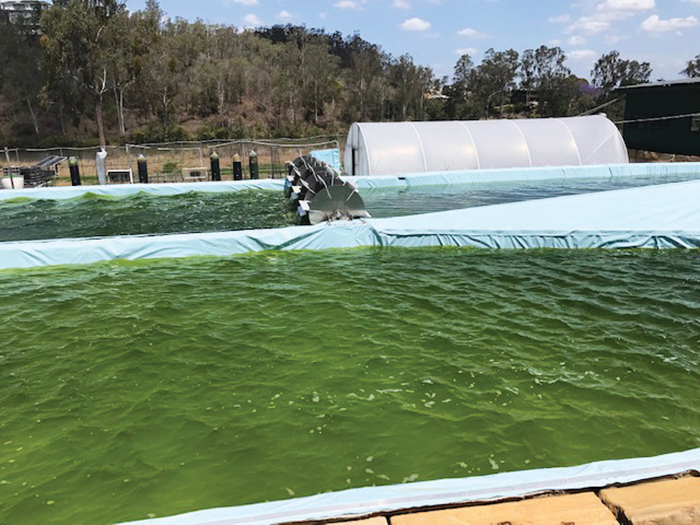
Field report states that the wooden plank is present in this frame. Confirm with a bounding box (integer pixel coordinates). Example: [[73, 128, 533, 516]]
[[339, 519, 389, 525], [283, 518, 388, 525], [392, 492, 618, 525], [600, 476, 700, 525]]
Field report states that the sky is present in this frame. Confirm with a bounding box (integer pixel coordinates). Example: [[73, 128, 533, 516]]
[[123, 0, 700, 82]]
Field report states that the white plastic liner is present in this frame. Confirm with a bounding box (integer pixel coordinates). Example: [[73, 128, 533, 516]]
[[118, 448, 700, 524], [0, 179, 285, 201], [2, 179, 700, 270], [344, 116, 628, 176]]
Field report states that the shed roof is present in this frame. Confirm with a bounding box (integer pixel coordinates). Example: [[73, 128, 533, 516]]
[[615, 78, 700, 91]]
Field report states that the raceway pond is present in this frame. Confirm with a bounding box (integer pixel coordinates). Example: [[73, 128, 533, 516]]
[[2, 172, 700, 241], [0, 248, 699, 524]]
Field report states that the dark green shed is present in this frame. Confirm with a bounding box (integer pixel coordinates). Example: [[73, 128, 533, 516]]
[[616, 78, 700, 156]]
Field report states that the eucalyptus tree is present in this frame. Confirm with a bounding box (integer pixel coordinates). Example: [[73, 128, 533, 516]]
[[0, 11, 44, 135], [680, 54, 700, 78], [41, 0, 127, 147], [591, 51, 651, 95], [520, 46, 573, 116], [476, 48, 520, 117]]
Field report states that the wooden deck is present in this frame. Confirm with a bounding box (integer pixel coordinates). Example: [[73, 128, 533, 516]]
[[294, 476, 700, 525]]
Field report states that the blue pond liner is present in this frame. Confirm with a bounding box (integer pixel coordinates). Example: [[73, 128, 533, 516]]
[[118, 447, 700, 524], [1, 178, 699, 269]]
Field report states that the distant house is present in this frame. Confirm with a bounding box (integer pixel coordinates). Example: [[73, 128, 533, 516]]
[[616, 78, 700, 156], [0, 0, 49, 30]]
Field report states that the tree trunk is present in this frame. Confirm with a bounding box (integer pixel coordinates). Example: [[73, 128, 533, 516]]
[[95, 96, 107, 148], [26, 96, 39, 136], [359, 76, 365, 120], [314, 80, 319, 124], [162, 89, 169, 125], [218, 79, 225, 115], [114, 87, 126, 136], [59, 105, 66, 136]]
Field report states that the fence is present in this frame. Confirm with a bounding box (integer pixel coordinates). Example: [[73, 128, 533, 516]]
[[2, 137, 341, 186]]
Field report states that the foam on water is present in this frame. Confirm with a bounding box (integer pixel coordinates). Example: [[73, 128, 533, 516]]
[[0, 248, 699, 524]]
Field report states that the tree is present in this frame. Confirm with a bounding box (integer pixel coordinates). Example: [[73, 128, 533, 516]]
[[41, 0, 128, 147], [521, 46, 572, 116], [476, 48, 519, 117], [0, 10, 45, 135], [591, 51, 651, 95], [444, 54, 478, 119], [387, 54, 434, 121], [680, 54, 700, 78], [303, 42, 340, 124], [109, 0, 161, 135], [344, 36, 386, 121]]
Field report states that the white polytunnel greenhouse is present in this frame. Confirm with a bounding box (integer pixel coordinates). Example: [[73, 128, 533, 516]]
[[343, 115, 628, 176]]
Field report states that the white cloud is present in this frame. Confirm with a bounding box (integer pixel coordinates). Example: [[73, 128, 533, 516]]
[[597, 0, 654, 12], [277, 10, 293, 21], [568, 0, 654, 35], [548, 14, 570, 23], [392, 0, 411, 8], [605, 34, 626, 44], [641, 14, 698, 32], [229, 0, 259, 5], [457, 27, 487, 38], [568, 16, 610, 34], [567, 49, 598, 60], [243, 13, 262, 26], [456, 47, 478, 56], [401, 17, 431, 31], [568, 35, 588, 45], [334, 0, 365, 9]]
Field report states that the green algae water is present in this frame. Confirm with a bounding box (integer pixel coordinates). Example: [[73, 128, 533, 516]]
[[1, 248, 699, 524], [0, 190, 292, 242], [361, 173, 700, 217]]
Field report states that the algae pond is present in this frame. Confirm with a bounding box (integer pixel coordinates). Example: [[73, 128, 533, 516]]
[[1, 248, 699, 524], [2, 173, 700, 242]]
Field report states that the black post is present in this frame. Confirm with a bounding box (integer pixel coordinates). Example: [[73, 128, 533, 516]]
[[137, 154, 149, 184], [233, 153, 243, 181], [249, 149, 259, 180], [69, 156, 81, 186], [210, 151, 221, 181]]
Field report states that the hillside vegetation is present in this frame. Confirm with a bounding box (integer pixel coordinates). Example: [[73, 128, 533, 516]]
[[1, 0, 697, 148]]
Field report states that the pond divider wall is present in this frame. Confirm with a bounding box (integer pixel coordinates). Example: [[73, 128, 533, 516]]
[[117, 448, 700, 525]]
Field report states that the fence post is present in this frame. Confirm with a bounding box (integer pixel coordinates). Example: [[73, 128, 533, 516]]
[[210, 151, 221, 181], [249, 149, 259, 180], [233, 153, 243, 181], [69, 156, 81, 186], [137, 154, 149, 184]]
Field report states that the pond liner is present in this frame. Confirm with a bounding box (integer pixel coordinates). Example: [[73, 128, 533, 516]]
[[117, 447, 700, 524], [1, 179, 700, 270]]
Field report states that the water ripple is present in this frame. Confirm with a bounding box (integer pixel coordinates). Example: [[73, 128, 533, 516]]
[[0, 248, 698, 524]]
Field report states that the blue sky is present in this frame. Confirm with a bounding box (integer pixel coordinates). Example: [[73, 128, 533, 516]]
[[124, 0, 699, 82]]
